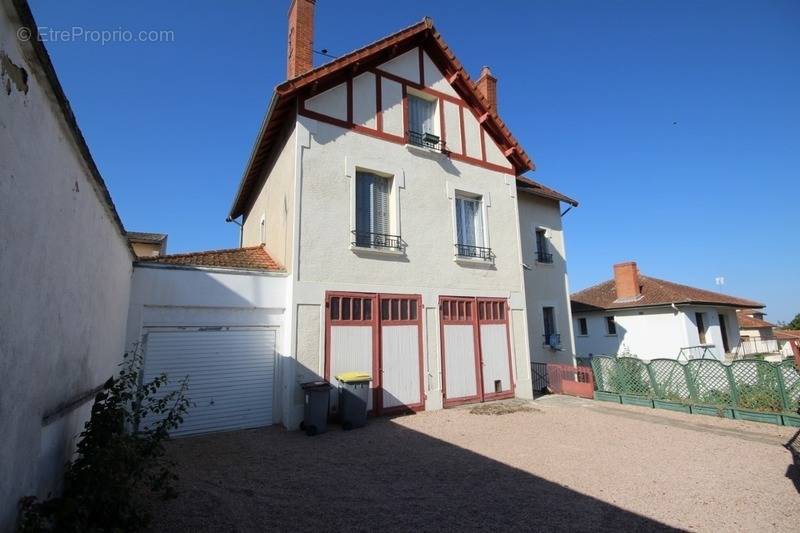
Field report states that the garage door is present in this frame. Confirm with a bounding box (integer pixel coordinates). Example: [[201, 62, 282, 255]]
[[142, 327, 276, 436]]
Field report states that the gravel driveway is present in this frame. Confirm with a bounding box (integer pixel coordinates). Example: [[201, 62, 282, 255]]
[[146, 396, 799, 532]]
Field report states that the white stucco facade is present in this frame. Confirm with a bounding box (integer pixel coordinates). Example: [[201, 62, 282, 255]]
[[573, 305, 741, 361], [0, 3, 133, 528], [517, 194, 576, 365]]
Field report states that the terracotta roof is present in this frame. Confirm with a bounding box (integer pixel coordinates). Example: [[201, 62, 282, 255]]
[[571, 275, 765, 312], [127, 231, 167, 244], [775, 330, 800, 341], [516, 176, 578, 207], [139, 245, 283, 272], [737, 313, 776, 329], [229, 17, 553, 219]]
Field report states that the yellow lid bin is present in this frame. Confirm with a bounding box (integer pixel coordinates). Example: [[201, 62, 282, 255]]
[[335, 372, 372, 384]]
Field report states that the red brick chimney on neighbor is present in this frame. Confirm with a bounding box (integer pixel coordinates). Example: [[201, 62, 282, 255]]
[[614, 261, 641, 301], [475, 66, 497, 111], [287, 0, 316, 79]]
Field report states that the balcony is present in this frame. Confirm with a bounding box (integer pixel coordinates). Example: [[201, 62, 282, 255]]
[[407, 130, 446, 153], [536, 250, 553, 264], [543, 333, 561, 348], [455, 244, 494, 262], [351, 231, 405, 252]]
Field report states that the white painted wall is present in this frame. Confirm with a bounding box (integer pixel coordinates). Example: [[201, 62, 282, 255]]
[[0, 4, 133, 528], [573, 305, 741, 361], [518, 194, 576, 365]]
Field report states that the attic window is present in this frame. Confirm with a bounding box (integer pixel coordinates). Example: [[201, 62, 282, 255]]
[[407, 93, 444, 152]]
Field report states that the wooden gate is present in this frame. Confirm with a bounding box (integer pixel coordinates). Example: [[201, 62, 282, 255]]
[[325, 292, 424, 415], [440, 296, 514, 407], [546, 363, 595, 399]]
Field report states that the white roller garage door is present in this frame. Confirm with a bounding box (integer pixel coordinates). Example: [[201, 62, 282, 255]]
[[142, 327, 276, 436]]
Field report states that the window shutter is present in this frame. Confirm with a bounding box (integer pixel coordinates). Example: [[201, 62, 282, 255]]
[[372, 176, 389, 235], [355, 172, 373, 245]]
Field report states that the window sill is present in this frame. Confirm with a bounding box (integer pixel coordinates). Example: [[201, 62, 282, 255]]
[[350, 245, 406, 258], [454, 256, 494, 268], [604, 334, 617, 337], [542, 344, 564, 351], [405, 143, 446, 158], [535, 260, 555, 267], [576, 334, 588, 338]]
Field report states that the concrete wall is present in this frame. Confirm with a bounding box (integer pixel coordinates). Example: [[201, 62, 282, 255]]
[[573, 305, 741, 361], [0, 2, 133, 527], [241, 122, 296, 270], [518, 193, 576, 365]]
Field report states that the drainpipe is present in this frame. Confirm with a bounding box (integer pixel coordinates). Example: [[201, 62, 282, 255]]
[[225, 216, 243, 248]]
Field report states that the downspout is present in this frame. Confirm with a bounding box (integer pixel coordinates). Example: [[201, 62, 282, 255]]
[[225, 216, 244, 248]]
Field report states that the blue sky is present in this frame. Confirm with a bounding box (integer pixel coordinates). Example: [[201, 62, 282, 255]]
[[30, 1, 799, 322]]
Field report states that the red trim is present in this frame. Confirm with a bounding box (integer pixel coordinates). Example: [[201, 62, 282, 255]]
[[375, 74, 383, 132], [449, 152, 513, 174], [372, 68, 463, 105], [418, 47, 425, 86], [346, 77, 353, 124], [458, 106, 466, 156], [401, 84, 409, 144], [480, 128, 487, 162]]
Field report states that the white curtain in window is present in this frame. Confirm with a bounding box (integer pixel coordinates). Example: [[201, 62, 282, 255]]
[[409, 95, 435, 135], [456, 197, 483, 247]]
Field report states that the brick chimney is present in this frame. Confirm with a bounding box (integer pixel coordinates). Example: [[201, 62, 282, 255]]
[[475, 66, 497, 112], [614, 261, 641, 301], [286, 0, 316, 79]]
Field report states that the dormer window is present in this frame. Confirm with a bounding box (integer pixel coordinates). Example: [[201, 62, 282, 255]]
[[407, 93, 443, 151]]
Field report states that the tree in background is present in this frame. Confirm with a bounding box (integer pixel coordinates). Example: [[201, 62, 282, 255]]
[[787, 313, 800, 330]]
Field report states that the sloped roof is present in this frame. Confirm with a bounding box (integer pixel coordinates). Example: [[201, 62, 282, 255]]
[[775, 330, 800, 341], [229, 17, 565, 218], [127, 231, 167, 244], [516, 176, 578, 207], [737, 313, 775, 329], [571, 275, 764, 312], [138, 245, 283, 272]]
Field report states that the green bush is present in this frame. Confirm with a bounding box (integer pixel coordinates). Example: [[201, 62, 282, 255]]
[[17, 348, 190, 532], [736, 384, 783, 412]]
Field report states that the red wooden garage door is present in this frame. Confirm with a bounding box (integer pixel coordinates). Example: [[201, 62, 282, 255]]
[[325, 292, 424, 414], [440, 296, 515, 407]]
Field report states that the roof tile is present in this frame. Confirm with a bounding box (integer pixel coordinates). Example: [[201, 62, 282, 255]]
[[139, 245, 282, 272]]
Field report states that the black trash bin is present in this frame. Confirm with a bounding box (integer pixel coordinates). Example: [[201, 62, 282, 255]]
[[300, 380, 331, 436], [335, 372, 371, 430]]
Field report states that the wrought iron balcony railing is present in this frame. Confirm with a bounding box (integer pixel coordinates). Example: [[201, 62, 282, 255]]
[[352, 230, 405, 251], [537, 250, 553, 263], [408, 130, 446, 152], [543, 333, 561, 348], [455, 244, 495, 262]]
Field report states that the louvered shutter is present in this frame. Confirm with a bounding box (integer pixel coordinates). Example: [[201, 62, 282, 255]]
[[372, 176, 390, 235], [355, 172, 373, 246]]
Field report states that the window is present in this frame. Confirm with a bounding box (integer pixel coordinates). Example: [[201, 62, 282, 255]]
[[578, 317, 588, 336], [535, 228, 552, 263], [543, 307, 560, 347], [605, 316, 617, 335], [354, 171, 398, 249], [407, 94, 441, 150], [695, 312, 707, 344], [455, 195, 491, 260]]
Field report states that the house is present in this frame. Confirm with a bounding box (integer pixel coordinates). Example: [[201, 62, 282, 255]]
[[0, 1, 133, 528], [127, 231, 168, 258], [571, 262, 763, 361], [517, 177, 578, 365], [126, 0, 577, 433]]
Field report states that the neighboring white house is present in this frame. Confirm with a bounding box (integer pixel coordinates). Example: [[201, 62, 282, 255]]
[[0, 1, 133, 528], [571, 262, 764, 361], [128, 0, 577, 432]]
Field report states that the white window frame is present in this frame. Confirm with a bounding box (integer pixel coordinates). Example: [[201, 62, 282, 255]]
[[446, 181, 491, 263], [345, 156, 404, 255], [576, 317, 588, 337]]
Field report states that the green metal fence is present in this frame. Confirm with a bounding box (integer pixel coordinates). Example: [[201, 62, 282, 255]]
[[590, 356, 800, 426]]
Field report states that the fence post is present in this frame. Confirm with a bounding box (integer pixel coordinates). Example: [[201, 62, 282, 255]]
[[724, 364, 738, 408], [683, 363, 699, 404], [646, 362, 660, 400], [775, 362, 791, 412]]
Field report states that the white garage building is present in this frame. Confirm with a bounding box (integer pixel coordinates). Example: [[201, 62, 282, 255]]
[[126, 246, 288, 435]]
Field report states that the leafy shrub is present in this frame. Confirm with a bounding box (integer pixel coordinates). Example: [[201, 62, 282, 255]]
[[736, 384, 783, 412], [18, 348, 190, 532]]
